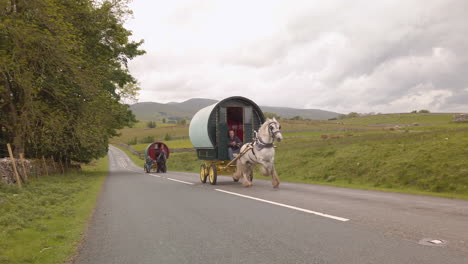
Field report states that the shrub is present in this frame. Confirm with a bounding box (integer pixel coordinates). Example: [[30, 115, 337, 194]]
[[146, 121, 156, 128], [139, 136, 154, 144], [264, 112, 281, 120], [127, 137, 138, 145]]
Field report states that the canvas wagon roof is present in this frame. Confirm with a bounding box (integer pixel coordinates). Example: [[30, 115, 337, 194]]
[[144, 141, 170, 159], [189, 96, 264, 149]]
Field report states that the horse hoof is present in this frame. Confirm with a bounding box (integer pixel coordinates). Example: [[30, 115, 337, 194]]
[[273, 182, 280, 188], [243, 181, 252, 187]]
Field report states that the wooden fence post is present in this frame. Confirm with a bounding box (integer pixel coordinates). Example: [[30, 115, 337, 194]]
[[50, 156, 56, 173], [42, 156, 49, 176], [19, 153, 28, 183], [36, 160, 40, 178], [59, 159, 65, 174], [7, 144, 22, 188]]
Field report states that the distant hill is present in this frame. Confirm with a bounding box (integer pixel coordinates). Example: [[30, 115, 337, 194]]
[[130, 98, 340, 121]]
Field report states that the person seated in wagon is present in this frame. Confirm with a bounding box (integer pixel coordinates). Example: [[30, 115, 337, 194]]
[[227, 129, 242, 160]]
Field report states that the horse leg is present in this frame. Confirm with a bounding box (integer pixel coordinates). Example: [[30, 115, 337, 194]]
[[233, 167, 241, 181], [242, 166, 253, 187], [271, 166, 280, 188], [233, 159, 243, 180]]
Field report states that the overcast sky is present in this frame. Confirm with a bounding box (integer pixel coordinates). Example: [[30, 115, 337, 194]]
[[125, 0, 467, 113]]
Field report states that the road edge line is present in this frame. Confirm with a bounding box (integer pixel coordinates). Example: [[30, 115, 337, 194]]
[[167, 178, 194, 185], [215, 189, 349, 222]]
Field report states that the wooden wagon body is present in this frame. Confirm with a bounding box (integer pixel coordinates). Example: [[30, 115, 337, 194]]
[[144, 141, 170, 173], [189, 96, 265, 184]]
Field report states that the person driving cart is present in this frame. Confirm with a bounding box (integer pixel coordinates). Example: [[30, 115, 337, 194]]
[[227, 129, 242, 160], [145, 156, 154, 172], [156, 145, 167, 173]]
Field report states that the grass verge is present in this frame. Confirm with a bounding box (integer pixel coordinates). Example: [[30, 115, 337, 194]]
[[0, 156, 108, 264]]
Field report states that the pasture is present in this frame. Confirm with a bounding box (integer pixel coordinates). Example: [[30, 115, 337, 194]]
[[114, 114, 468, 198], [0, 157, 108, 264]]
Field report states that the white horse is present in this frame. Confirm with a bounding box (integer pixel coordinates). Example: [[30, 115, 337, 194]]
[[233, 118, 283, 188]]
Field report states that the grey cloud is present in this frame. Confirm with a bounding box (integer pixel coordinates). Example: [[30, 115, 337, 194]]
[[128, 0, 468, 113]]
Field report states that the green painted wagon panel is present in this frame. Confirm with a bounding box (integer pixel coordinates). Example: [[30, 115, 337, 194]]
[[189, 96, 265, 161], [217, 106, 228, 160]]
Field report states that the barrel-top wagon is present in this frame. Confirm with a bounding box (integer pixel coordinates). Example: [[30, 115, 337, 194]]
[[143, 141, 170, 173], [189, 96, 266, 184]]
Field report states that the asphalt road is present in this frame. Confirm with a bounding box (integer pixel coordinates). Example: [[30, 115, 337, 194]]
[[74, 145, 468, 264]]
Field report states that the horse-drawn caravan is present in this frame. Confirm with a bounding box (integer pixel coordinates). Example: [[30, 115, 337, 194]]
[[189, 96, 283, 187], [144, 142, 169, 173]]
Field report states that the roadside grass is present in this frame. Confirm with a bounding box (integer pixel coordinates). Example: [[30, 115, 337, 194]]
[[339, 113, 454, 125], [0, 157, 108, 264], [115, 113, 468, 199], [272, 128, 468, 199]]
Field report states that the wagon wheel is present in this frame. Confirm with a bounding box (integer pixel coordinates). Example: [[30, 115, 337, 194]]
[[200, 164, 207, 183], [208, 164, 217, 185]]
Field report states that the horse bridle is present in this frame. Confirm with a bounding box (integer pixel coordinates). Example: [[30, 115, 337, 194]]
[[268, 122, 282, 138], [253, 122, 281, 150]]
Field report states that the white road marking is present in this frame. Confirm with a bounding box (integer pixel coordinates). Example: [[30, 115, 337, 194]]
[[167, 178, 194, 185], [150, 174, 161, 178], [215, 189, 350, 222]]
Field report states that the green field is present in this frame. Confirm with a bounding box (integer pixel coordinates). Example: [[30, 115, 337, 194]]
[[0, 158, 108, 264], [110, 124, 189, 145], [132, 138, 193, 151], [116, 113, 468, 198], [130, 122, 177, 129]]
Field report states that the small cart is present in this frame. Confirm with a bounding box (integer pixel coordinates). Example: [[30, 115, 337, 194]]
[[144, 141, 170, 173]]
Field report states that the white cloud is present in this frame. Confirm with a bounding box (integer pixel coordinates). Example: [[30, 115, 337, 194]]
[[126, 0, 468, 113]]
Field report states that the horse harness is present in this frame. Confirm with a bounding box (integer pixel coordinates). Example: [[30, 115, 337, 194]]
[[243, 122, 281, 164]]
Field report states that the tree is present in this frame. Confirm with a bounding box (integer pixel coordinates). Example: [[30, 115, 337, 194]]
[[177, 119, 187, 125], [0, 0, 144, 162], [347, 112, 360, 118], [418, 110, 430, 113], [147, 121, 156, 128], [338, 112, 361, 119], [264, 112, 281, 120], [290, 116, 303, 120], [162, 118, 166, 123]]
